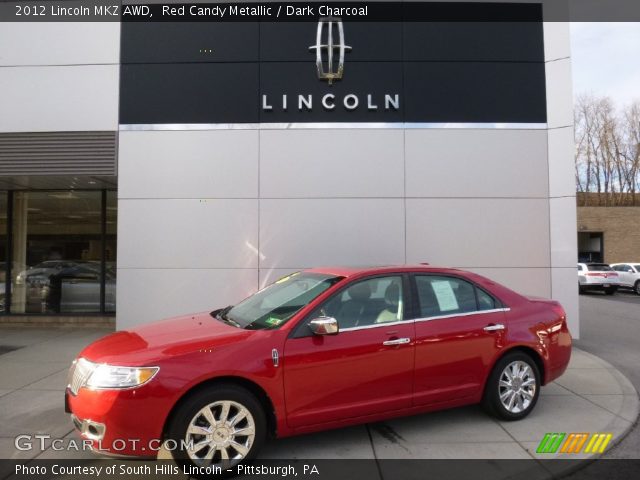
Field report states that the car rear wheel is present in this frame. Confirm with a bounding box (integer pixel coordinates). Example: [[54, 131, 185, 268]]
[[167, 384, 266, 473], [483, 352, 540, 421]]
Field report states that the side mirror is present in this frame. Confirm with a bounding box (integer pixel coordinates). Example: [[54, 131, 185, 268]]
[[309, 317, 339, 336]]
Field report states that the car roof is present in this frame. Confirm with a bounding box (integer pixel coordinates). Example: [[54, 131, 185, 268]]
[[304, 265, 467, 278]]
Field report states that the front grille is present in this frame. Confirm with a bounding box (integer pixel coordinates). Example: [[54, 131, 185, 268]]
[[68, 359, 95, 395]]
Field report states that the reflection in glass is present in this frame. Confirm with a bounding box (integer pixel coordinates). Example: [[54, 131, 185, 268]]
[[11, 191, 104, 314], [105, 191, 117, 313], [0, 193, 7, 313]]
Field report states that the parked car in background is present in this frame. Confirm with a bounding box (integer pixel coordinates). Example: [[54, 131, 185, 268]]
[[578, 263, 620, 295], [66, 265, 571, 470], [44, 262, 116, 313], [610, 263, 640, 295]]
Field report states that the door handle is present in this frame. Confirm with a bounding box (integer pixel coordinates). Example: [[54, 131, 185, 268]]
[[483, 324, 505, 332], [382, 338, 411, 346]]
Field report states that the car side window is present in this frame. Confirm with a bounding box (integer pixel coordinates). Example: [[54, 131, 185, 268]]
[[476, 288, 497, 311], [415, 275, 497, 318], [310, 276, 404, 330]]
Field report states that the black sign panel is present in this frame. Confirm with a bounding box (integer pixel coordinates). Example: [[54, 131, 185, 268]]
[[119, 6, 546, 125]]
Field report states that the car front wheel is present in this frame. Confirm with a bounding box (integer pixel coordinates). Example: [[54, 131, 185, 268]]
[[167, 384, 266, 473], [635, 280, 640, 296], [483, 352, 541, 421]]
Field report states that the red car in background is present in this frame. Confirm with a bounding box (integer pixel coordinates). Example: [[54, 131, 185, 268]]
[[66, 265, 571, 470]]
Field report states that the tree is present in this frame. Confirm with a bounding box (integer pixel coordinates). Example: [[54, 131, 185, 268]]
[[575, 94, 640, 206]]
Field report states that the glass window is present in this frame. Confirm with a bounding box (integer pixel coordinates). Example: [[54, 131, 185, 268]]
[[224, 272, 343, 330], [11, 191, 104, 314], [587, 264, 612, 271], [415, 275, 479, 317], [0, 192, 7, 313], [105, 191, 117, 313], [309, 276, 404, 329], [632, 265, 640, 272], [476, 288, 497, 311]]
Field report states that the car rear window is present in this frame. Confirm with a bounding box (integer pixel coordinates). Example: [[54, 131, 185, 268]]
[[587, 264, 612, 271]]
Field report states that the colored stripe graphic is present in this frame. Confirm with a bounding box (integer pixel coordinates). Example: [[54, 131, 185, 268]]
[[584, 433, 613, 454], [537, 433, 566, 453], [560, 433, 589, 453]]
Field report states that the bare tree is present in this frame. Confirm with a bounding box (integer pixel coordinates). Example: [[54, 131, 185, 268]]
[[574, 94, 640, 206]]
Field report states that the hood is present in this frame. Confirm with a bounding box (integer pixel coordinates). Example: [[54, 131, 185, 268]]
[[79, 312, 252, 365]]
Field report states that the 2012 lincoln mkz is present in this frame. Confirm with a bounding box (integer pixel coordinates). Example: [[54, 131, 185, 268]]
[[66, 265, 572, 469]]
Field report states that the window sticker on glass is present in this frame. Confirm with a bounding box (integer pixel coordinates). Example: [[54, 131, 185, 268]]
[[431, 280, 459, 312], [275, 272, 300, 284], [265, 317, 283, 326]]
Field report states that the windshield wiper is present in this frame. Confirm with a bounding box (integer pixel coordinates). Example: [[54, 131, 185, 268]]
[[212, 305, 242, 328]]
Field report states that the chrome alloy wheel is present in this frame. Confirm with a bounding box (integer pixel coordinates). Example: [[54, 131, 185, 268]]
[[185, 400, 255, 467], [498, 360, 537, 414]]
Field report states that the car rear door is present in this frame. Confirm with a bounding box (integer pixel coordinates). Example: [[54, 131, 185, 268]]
[[283, 275, 415, 428], [411, 274, 507, 406]]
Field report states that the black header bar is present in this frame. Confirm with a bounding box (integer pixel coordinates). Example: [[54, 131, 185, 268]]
[[2, 0, 640, 22]]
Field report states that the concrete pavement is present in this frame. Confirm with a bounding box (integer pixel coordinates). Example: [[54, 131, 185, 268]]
[[0, 326, 637, 478]]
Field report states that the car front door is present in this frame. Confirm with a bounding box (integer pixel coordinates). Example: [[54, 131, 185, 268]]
[[620, 265, 634, 287], [412, 274, 506, 406], [283, 275, 415, 428]]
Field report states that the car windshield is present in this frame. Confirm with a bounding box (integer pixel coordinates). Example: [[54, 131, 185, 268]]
[[221, 272, 343, 330], [632, 265, 640, 271], [587, 264, 612, 271]]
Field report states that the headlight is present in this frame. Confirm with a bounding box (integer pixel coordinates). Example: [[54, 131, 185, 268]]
[[71, 358, 159, 391]]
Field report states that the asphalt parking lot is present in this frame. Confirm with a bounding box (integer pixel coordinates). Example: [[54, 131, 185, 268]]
[[568, 290, 640, 480]]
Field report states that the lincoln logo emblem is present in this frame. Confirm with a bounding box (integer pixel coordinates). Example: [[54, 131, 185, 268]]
[[309, 17, 351, 85]]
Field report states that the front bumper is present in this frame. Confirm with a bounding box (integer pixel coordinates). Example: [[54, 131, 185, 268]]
[[65, 386, 170, 457]]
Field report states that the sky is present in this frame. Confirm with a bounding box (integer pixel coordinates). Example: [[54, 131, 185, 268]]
[[570, 23, 640, 108]]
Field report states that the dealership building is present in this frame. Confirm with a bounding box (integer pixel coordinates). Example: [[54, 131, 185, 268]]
[[0, 1, 579, 335]]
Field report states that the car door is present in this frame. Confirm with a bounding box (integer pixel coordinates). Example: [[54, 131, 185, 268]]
[[283, 275, 415, 428], [412, 274, 506, 406], [618, 265, 633, 287]]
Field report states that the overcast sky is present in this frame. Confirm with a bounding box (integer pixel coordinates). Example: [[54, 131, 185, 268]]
[[570, 23, 640, 108]]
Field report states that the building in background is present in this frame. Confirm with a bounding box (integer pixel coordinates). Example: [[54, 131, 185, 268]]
[[0, 1, 579, 335], [577, 194, 640, 263]]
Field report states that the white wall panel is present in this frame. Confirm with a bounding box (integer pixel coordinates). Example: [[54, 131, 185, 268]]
[[259, 199, 405, 269], [545, 58, 573, 129], [119, 130, 259, 199], [543, 22, 571, 62], [550, 196, 578, 268], [116, 268, 257, 329], [0, 65, 118, 132], [406, 129, 548, 198], [548, 126, 576, 198], [552, 267, 580, 337], [466, 267, 551, 298], [118, 199, 259, 269], [0, 23, 120, 66], [260, 130, 404, 198], [406, 199, 550, 268]]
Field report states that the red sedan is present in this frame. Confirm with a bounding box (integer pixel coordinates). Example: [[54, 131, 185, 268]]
[[66, 265, 571, 468]]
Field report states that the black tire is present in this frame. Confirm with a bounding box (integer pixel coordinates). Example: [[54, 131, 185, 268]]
[[604, 287, 617, 295], [482, 352, 541, 421], [578, 284, 586, 294], [167, 384, 266, 476], [634, 281, 640, 296]]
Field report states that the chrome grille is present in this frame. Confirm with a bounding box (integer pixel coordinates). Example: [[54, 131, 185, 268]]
[[68, 359, 95, 396]]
